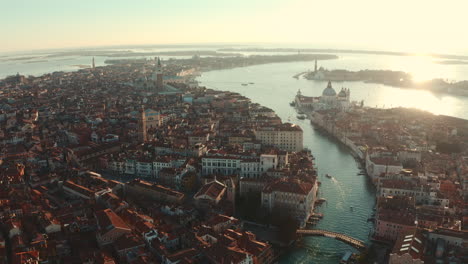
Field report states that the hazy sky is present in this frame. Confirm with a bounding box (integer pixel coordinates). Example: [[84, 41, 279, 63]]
[[1, 0, 467, 54]]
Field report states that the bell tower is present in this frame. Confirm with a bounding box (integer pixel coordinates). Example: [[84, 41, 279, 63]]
[[155, 57, 163, 91], [138, 107, 147, 142]]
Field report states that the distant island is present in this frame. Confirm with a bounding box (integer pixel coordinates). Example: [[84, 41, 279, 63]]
[[71, 64, 91, 69], [301, 68, 468, 96], [219, 48, 468, 61], [106, 54, 339, 71], [435, 60, 468, 65], [41, 50, 243, 58]]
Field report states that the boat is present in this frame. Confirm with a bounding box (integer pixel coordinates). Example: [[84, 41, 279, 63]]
[[317, 198, 327, 203], [241, 83, 248, 86], [325, 174, 332, 179], [289, 101, 296, 106], [296, 114, 306, 120], [249, 82, 254, 84], [311, 213, 323, 218], [350, 206, 354, 211], [340, 251, 353, 264]]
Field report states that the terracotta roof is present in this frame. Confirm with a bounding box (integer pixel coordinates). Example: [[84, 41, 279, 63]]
[[194, 181, 226, 200], [128, 179, 184, 199], [95, 209, 131, 233], [263, 178, 313, 195], [391, 228, 424, 260]]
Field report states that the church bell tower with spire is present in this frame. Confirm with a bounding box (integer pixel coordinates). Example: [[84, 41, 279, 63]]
[[138, 107, 147, 142], [155, 57, 163, 91]]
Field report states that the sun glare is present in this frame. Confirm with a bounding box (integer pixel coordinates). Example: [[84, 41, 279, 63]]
[[408, 55, 437, 83]]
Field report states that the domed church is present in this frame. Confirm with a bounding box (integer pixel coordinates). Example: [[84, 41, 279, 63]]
[[295, 81, 350, 111]]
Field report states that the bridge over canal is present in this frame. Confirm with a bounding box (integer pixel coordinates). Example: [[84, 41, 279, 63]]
[[297, 229, 367, 250]]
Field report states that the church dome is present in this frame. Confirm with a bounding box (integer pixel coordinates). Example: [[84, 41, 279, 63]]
[[322, 81, 337, 96], [338, 88, 347, 97]]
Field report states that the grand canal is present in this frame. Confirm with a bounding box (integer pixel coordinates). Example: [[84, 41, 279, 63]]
[[197, 61, 468, 263]]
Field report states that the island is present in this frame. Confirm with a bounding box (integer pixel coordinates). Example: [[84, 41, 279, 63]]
[[106, 54, 339, 72], [301, 67, 468, 96], [219, 47, 468, 61]]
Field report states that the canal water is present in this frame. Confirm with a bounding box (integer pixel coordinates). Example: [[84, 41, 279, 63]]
[[197, 62, 468, 263]]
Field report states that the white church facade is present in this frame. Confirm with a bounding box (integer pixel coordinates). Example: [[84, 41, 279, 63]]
[[295, 81, 351, 111]]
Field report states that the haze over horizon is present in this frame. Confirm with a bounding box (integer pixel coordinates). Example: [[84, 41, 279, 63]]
[[2, 0, 468, 55]]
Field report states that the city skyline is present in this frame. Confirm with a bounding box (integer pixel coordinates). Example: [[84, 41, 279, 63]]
[[2, 0, 468, 54], [1, 2, 467, 264]]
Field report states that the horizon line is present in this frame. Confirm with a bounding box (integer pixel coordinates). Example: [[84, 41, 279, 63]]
[[1, 42, 468, 58]]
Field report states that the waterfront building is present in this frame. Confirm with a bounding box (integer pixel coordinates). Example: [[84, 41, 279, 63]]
[[375, 196, 417, 242], [255, 123, 303, 152], [295, 81, 351, 111], [389, 229, 425, 264], [366, 155, 403, 181], [261, 178, 317, 227], [379, 179, 450, 208]]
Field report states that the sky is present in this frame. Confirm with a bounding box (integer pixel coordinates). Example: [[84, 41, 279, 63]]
[[1, 0, 467, 54]]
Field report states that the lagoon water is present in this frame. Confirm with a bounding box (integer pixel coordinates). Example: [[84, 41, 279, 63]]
[[2, 49, 468, 263]]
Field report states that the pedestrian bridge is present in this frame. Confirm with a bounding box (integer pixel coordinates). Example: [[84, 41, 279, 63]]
[[297, 229, 366, 250]]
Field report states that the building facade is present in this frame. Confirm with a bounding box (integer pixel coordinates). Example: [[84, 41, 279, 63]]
[[255, 123, 303, 152], [261, 178, 317, 227]]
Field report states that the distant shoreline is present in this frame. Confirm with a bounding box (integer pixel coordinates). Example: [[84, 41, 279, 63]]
[[301, 69, 468, 97], [219, 48, 468, 61], [106, 54, 339, 71], [435, 60, 468, 65]]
